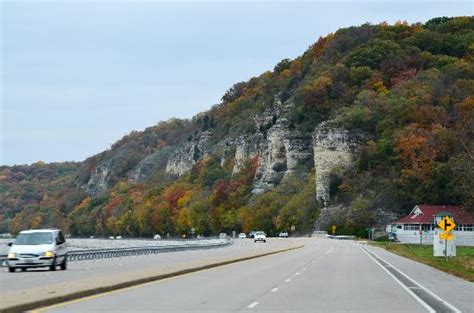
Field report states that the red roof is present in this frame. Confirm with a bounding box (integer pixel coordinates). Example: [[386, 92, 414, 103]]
[[395, 205, 474, 224]]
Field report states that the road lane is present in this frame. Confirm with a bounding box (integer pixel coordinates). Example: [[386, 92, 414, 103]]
[[36, 239, 459, 313], [0, 238, 300, 311]]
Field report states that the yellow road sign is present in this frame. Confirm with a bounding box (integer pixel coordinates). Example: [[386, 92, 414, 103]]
[[438, 216, 456, 233], [439, 232, 454, 240], [331, 225, 336, 234]]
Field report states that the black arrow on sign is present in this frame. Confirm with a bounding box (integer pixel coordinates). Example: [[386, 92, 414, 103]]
[[444, 219, 452, 231]]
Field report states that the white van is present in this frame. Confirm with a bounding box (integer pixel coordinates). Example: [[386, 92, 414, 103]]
[[6, 229, 67, 272]]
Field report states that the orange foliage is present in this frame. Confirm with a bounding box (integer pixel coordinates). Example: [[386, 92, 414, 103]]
[[395, 124, 437, 179]]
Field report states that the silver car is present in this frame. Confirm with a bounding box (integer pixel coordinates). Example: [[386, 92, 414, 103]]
[[6, 229, 67, 272]]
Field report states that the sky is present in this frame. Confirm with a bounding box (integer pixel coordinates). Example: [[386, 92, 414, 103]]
[[1, 0, 472, 166]]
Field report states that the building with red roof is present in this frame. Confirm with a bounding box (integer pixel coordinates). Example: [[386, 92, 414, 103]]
[[392, 205, 474, 246]]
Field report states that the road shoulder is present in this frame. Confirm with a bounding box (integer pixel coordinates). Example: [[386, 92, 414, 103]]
[[364, 244, 474, 313]]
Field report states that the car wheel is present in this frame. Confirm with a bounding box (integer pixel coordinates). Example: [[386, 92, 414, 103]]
[[254, 240, 257, 243], [264, 240, 266, 243], [60, 257, 67, 271], [8, 267, 15, 273], [21, 268, 27, 272], [49, 258, 57, 271]]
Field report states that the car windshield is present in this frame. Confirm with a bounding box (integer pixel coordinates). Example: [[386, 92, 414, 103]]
[[15, 232, 53, 245], [256, 232, 265, 235]]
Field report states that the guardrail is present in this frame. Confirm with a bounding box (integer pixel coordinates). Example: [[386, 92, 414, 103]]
[[1, 239, 232, 265]]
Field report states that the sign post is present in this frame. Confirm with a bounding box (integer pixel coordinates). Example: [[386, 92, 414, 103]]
[[389, 225, 397, 245], [437, 216, 456, 262], [419, 229, 423, 245]]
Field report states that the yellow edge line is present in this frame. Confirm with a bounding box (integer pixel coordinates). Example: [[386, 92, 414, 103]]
[[28, 245, 304, 313]]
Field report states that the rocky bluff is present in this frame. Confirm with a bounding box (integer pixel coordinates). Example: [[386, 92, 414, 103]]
[[85, 97, 363, 210]]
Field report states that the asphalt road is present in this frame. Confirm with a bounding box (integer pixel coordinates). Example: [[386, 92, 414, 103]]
[[34, 239, 473, 313], [0, 238, 299, 310]]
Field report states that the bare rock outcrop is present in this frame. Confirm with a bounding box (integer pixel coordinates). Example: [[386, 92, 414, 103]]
[[313, 122, 362, 203], [165, 131, 212, 176], [85, 162, 111, 196]]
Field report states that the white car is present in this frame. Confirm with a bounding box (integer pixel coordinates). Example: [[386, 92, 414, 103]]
[[7, 229, 67, 272], [238, 233, 246, 239], [254, 231, 266, 243]]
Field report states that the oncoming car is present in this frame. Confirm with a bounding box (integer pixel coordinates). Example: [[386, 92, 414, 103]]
[[279, 231, 289, 238], [254, 231, 266, 243], [6, 229, 67, 273], [238, 233, 246, 239]]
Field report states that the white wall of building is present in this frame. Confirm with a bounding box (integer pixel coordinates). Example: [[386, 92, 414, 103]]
[[395, 229, 474, 246]]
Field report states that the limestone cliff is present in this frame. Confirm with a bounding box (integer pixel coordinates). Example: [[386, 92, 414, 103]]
[[313, 122, 362, 203], [165, 131, 212, 176], [252, 118, 313, 194], [85, 162, 110, 196]]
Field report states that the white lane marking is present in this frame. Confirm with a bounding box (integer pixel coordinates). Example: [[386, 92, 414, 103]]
[[325, 247, 334, 254], [302, 267, 307, 270], [284, 278, 291, 282], [247, 301, 259, 308], [295, 272, 300, 275], [362, 247, 461, 313], [312, 261, 316, 263], [271, 287, 278, 293], [361, 248, 435, 313]]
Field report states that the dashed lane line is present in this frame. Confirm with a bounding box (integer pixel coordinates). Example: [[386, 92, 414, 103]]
[[247, 301, 259, 309]]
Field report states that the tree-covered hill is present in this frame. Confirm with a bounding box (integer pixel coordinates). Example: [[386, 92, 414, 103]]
[[1, 17, 473, 237]]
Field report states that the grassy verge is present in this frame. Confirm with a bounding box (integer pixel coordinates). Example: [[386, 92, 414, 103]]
[[370, 242, 474, 282]]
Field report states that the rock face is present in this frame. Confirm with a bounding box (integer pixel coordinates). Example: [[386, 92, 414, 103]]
[[165, 131, 212, 176], [252, 119, 313, 194], [313, 122, 362, 203], [84, 97, 361, 205], [131, 146, 173, 182], [232, 134, 261, 174], [85, 162, 110, 196]]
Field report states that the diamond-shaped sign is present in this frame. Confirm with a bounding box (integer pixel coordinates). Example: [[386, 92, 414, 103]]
[[438, 216, 456, 233]]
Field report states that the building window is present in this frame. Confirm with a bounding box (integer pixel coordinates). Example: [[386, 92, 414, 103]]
[[454, 225, 462, 231], [463, 224, 473, 232], [421, 224, 433, 231], [404, 224, 419, 231]]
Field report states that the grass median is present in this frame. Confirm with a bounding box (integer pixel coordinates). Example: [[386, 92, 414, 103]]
[[370, 242, 474, 282]]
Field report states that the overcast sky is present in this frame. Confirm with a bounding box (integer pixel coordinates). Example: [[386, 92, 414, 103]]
[[1, 0, 472, 166]]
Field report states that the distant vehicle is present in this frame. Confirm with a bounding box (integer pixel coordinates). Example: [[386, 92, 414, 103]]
[[254, 231, 266, 243], [6, 229, 67, 273], [238, 233, 246, 239], [248, 231, 257, 238], [89, 236, 94, 239], [109, 236, 115, 239], [153, 234, 161, 240], [219, 233, 227, 239], [196, 234, 204, 239], [116, 236, 122, 239], [279, 231, 288, 238]]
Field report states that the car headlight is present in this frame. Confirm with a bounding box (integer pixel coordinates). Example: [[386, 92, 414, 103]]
[[43, 251, 55, 257], [8, 252, 16, 258]]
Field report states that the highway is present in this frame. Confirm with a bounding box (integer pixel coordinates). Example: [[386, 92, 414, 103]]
[[0, 238, 299, 311], [31, 239, 473, 313]]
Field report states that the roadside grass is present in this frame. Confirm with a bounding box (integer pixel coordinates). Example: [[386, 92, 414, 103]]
[[370, 242, 474, 282]]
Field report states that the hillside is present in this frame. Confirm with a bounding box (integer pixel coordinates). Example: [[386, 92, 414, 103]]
[[1, 17, 473, 237]]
